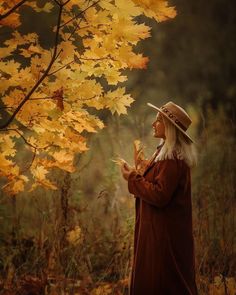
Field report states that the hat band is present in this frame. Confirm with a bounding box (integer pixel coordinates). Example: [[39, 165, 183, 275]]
[[160, 106, 187, 131]]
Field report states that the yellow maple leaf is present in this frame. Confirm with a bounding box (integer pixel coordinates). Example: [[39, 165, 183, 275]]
[[4, 88, 24, 109], [0, 155, 14, 176], [19, 44, 42, 58], [110, 18, 150, 44], [63, 130, 89, 153], [0, 134, 16, 157], [31, 166, 48, 180], [102, 87, 134, 115], [0, 13, 21, 28], [133, 0, 177, 22], [0, 46, 15, 58], [99, 0, 114, 11], [58, 41, 76, 60], [2, 179, 24, 195], [0, 60, 20, 77], [30, 165, 57, 191], [51, 150, 75, 172], [33, 3, 54, 13], [124, 51, 149, 69], [115, 0, 142, 18], [105, 68, 127, 85], [65, 0, 86, 10]]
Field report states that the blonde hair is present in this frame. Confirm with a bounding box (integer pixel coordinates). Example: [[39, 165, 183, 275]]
[[154, 114, 198, 168]]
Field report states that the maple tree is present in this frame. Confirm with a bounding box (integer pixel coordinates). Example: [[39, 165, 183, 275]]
[[0, 0, 176, 195]]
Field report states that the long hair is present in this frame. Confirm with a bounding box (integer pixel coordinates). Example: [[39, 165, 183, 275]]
[[154, 114, 198, 168]]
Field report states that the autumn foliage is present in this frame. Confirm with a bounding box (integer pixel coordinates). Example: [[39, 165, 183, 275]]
[[0, 0, 176, 195]]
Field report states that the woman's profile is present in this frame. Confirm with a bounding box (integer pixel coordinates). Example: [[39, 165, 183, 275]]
[[121, 101, 199, 295]]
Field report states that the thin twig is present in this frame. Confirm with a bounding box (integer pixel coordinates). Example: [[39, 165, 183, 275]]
[[0, 0, 27, 21], [48, 60, 75, 76], [67, 17, 84, 41], [1, 128, 51, 150], [63, 0, 71, 5], [55, 48, 63, 60]]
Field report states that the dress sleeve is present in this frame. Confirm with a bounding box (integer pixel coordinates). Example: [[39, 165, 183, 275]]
[[127, 159, 181, 208]]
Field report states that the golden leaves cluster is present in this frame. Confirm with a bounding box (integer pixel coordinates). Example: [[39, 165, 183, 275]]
[[0, 0, 176, 195]]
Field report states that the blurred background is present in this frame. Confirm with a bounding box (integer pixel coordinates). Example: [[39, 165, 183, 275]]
[[0, 0, 236, 294]]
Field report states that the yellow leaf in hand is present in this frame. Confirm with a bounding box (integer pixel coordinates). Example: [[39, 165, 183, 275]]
[[111, 157, 127, 166], [133, 139, 149, 174]]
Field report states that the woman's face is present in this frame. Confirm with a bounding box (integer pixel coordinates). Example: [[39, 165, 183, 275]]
[[152, 113, 166, 139]]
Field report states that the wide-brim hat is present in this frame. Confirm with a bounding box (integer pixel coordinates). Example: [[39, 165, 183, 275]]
[[147, 101, 194, 143]]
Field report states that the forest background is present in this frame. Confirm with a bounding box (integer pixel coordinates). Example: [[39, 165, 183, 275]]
[[0, 0, 235, 294]]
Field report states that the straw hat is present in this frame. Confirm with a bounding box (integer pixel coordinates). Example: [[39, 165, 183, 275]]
[[147, 101, 194, 143]]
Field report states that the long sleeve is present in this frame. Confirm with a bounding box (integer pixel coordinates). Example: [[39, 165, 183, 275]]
[[128, 158, 182, 208]]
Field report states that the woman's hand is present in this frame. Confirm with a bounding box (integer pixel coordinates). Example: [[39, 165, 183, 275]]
[[136, 159, 149, 175], [121, 161, 136, 181]]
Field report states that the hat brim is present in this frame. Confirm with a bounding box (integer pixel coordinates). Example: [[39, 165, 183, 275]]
[[147, 102, 194, 144]]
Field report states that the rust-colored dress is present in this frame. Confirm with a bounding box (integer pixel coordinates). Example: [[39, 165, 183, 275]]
[[127, 145, 198, 295]]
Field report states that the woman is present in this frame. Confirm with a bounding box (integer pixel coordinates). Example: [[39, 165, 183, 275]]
[[121, 101, 198, 295]]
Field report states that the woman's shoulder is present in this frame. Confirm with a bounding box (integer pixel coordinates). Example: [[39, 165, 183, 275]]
[[153, 144, 190, 170], [172, 151, 190, 170], [156, 151, 189, 170]]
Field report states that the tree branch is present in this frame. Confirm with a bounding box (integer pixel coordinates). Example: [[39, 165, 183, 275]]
[[48, 60, 75, 76], [68, 17, 84, 41], [54, 0, 71, 7], [0, 0, 27, 21], [63, 0, 71, 5], [0, 3, 63, 130], [53, 0, 61, 5]]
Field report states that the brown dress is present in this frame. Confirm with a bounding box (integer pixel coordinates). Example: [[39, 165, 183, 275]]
[[127, 145, 198, 295]]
